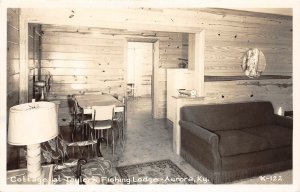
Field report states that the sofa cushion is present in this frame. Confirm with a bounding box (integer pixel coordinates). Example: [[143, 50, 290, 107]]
[[242, 125, 292, 148], [215, 130, 269, 157], [180, 101, 275, 131]]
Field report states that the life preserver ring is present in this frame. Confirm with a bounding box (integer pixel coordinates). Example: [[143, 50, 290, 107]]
[[241, 48, 266, 78]]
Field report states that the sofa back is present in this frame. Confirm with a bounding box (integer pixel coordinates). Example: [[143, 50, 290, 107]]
[[180, 101, 275, 131]]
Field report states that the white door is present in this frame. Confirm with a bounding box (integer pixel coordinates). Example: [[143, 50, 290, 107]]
[[127, 42, 153, 97]]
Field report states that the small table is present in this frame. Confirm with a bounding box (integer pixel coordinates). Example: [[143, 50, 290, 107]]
[[74, 94, 124, 114], [74, 94, 126, 157]]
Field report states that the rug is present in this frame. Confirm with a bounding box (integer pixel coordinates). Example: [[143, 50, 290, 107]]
[[116, 159, 194, 184]]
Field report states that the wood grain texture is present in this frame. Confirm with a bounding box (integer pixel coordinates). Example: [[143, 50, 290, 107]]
[[201, 10, 292, 113], [41, 24, 188, 121], [22, 8, 292, 119], [7, 59, 20, 76], [7, 9, 20, 110], [205, 75, 292, 82], [22, 8, 292, 34], [7, 9, 21, 170]]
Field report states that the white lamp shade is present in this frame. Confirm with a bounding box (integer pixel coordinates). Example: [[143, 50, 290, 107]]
[[8, 102, 58, 145]]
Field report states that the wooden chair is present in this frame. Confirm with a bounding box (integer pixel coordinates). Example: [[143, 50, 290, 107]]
[[70, 96, 84, 141], [88, 105, 116, 158], [42, 134, 112, 185], [70, 96, 93, 143]]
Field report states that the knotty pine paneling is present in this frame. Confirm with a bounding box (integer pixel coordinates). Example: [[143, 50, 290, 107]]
[[202, 10, 292, 113], [204, 30, 292, 76], [7, 8, 20, 170], [40, 24, 188, 123], [7, 9, 20, 111], [28, 24, 34, 101], [40, 25, 126, 125], [28, 24, 41, 102], [34, 8, 292, 119]]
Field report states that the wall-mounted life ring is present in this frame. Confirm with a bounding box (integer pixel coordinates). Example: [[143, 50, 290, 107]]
[[241, 48, 266, 78]]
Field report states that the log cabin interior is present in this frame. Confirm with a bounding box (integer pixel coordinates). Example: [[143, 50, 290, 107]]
[[5, 7, 294, 185]]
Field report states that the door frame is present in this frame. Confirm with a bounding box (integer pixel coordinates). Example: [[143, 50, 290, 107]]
[[125, 39, 159, 118], [19, 14, 204, 118]]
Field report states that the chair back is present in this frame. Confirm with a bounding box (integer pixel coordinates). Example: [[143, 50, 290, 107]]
[[92, 105, 115, 121], [71, 97, 82, 116]]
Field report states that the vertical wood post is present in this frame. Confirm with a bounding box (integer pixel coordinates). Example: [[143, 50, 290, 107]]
[[188, 31, 205, 97], [195, 31, 205, 97], [19, 13, 29, 104], [152, 41, 160, 118], [188, 34, 195, 71]]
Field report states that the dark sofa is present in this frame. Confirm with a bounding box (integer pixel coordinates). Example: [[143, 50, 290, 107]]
[[179, 101, 292, 184]]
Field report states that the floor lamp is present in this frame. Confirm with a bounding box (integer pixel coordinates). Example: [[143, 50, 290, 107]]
[[8, 101, 58, 180]]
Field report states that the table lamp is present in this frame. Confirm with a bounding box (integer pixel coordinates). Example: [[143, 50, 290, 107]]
[[8, 101, 58, 180]]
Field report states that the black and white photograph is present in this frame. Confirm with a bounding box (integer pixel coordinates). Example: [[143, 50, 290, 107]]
[[0, 0, 299, 192]]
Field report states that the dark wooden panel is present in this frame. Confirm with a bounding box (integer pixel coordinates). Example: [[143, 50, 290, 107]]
[[7, 25, 19, 42], [7, 74, 20, 91], [7, 8, 20, 110], [205, 75, 292, 82], [7, 9, 19, 28], [7, 43, 20, 59], [7, 59, 20, 76], [7, 89, 19, 110]]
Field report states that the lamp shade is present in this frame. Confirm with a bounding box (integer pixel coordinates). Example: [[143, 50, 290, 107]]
[[8, 102, 58, 145]]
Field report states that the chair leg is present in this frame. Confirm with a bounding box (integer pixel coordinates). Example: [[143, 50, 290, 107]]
[[90, 131, 94, 157], [96, 138, 103, 157], [112, 128, 115, 159], [71, 124, 76, 142], [120, 126, 124, 150], [106, 130, 109, 150]]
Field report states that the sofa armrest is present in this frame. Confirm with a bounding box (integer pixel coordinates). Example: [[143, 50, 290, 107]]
[[179, 120, 221, 176], [179, 120, 219, 145], [274, 114, 293, 129]]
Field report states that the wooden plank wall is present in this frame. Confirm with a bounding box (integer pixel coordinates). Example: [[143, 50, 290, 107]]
[[201, 9, 292, 113], [157, 33, 188, 117], [24, 8, 292, 119], [7, 9, 20, 112], [28, 24, 40, 101], [7, 16, 41, 170], [40, 25, 124, 125], [7, 8, 20, 170], [40, 24, 188, 124]]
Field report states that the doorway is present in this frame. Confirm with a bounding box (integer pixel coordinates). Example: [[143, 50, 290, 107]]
[[127, 42, 154, 98], [127, 42, 154, 115]]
